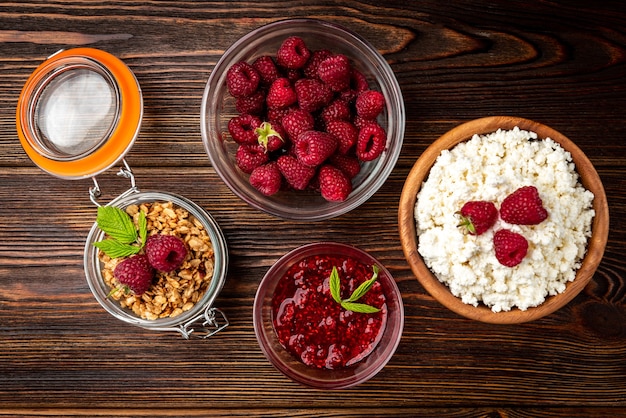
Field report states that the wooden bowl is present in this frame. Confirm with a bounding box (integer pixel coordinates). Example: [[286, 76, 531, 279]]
[[398, 116, 609, 324]]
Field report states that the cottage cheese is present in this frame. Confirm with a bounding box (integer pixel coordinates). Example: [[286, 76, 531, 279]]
[[414, 127, 595, 312]]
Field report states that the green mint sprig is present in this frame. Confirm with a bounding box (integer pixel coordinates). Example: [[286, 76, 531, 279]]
[[93, 206, 147, 258], [329, 265, 381, 314]]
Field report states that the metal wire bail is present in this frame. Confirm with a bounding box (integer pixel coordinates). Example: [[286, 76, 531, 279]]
[[89, 159, 138, 206], [178, 307, 230, 339]]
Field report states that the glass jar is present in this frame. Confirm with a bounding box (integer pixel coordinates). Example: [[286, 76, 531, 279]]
[[17, 48, 229, 338], [84, 188, 229, 338], [16, 48, 142, 179]]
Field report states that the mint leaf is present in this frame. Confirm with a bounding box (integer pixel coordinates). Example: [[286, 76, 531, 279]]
[[329, 266, 342, 304], [138, 210, 147, 247], [346, 265, 379, 302], [96, 206, 137, 244], [94, 206, 147, 259], [328, 264, 381, 314], [94, 239, 141, 258], [341, 301, 380, 314]]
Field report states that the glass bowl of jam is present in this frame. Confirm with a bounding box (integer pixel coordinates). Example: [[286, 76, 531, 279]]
[[253, 242, 404, 389]]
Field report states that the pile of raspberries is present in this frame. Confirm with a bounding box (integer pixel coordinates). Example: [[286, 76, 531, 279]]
[[224, 35, 388, 202]]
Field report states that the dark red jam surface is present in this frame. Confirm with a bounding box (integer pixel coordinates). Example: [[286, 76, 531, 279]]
[[271, 254, 388, 370]]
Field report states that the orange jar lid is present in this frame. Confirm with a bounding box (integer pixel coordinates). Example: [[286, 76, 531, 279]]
[[16, 48, 143, 179]]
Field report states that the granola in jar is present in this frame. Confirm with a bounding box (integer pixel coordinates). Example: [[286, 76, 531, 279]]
[[99, 201, 215, 320]]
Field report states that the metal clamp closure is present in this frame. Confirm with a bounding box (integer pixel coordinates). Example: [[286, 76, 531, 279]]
[[89, 159, 138, 206], [178, 307, 229, 339]]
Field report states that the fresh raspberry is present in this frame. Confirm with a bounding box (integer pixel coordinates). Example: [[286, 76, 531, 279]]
[[235, 90, 265, 115], [235, 144, 269, 174], [285, 68, 303, 83], [337, 69, 370, 104], [318, 165, 352, 202], [329, 153, 361, 179], [320, 99, 352, 125], [356, 122, 386, 161], [252, 55, 281, 86], [277, 154, 316, 190], [249, 162, 283, 196], [266, 106, 292, 124], [303, 49, 332, 78], [355, 90, 385, 119], [276, 36, 311, 69], [294, 130, 338, 167], [338, 88, 358, 104], [317, 54, 351, 92], [226, 61, 260, 98], [500, 186, 549, 225], [113, 254, 154, 295], [326, 120, 358, 154], [350, 68, 370, 93], [255, 121, 285, 152], [271, 123, 289, 152], [307, 171, 320, 191], [222, 37, 390, 202], [493, 229, 528, 267], [145, 234, 188, 273], [281, 108, 314, 141], [294, 78, 333, 112], [266, 135, 286, 153], [266, 77, 297, 109], [458, 201, 498, 235], [353, 115, 371, 130], [228, 114, 262, 144]]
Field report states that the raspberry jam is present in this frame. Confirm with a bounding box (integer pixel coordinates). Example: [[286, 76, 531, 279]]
[[271, 254, 387, 370]]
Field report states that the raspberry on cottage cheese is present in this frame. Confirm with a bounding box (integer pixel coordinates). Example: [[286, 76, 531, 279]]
[[414, 127, 595, 312]]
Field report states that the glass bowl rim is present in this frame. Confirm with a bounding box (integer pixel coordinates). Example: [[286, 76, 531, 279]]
[[200, 18, 406, 221], [252, 241, 405, 389]]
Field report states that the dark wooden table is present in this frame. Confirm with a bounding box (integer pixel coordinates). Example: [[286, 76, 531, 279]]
[[1, 1, 625, 416]]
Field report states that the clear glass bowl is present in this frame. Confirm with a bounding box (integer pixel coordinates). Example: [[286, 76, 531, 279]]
[[253, 242, 404, 389], [84, 190, 229, 338], [201, 18, 405, 221]]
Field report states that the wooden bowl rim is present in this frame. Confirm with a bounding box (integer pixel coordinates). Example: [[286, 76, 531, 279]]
[[398, 116, 609, 324]]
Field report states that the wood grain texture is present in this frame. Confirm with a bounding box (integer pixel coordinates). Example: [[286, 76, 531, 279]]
[[1, 0, 625, 416]]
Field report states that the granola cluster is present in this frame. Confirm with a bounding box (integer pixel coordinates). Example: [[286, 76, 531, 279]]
[[99, 201, 215, 320]]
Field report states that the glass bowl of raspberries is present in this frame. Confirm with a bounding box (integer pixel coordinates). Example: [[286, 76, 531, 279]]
[[83, 190, 229, 338], [201, 18, 405, 221], [253, 242, 404, 389]]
